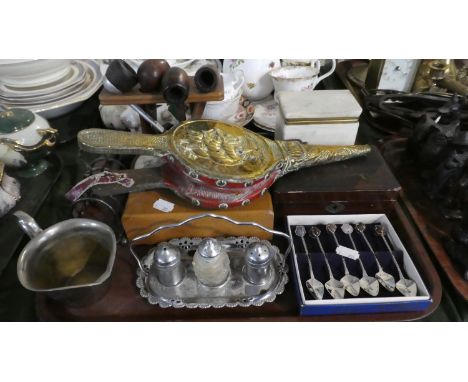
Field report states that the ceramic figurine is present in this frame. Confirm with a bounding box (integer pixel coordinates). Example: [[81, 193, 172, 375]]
[[0, 161, 20, 217], [76, 120, 370, 209], [99, 105, 141, 132]]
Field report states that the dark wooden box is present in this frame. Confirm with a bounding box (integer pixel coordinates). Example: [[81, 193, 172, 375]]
[[271, 145, 401, 216]]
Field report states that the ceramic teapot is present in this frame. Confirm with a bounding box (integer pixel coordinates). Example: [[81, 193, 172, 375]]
[[223, 59, 281, 101], [0, 108, 57, 167]]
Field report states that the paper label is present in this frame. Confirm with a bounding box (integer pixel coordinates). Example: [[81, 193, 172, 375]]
[[335, 245, 360, 260], [153, 198, 175, 213]]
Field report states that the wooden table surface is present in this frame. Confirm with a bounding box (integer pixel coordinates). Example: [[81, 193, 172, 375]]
[[36, 202, 442, 321]]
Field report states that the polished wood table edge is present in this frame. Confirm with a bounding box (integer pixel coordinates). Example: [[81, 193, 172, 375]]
[[378, 137, 468, 301], [34, 304, 439, 322], [394, 198, 442, 318], [400, 193, 468, 301]]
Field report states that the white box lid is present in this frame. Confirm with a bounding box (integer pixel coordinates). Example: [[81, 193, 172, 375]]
[[278, 89, 362, 122]]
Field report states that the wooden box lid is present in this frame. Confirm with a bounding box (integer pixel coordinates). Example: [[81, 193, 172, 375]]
[[122, 189, 274, 244], [272, 145, 401, 206]]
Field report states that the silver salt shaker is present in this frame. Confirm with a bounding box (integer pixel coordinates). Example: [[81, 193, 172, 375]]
[[243, 241, 275, 285], [149, 242, 185, 286]]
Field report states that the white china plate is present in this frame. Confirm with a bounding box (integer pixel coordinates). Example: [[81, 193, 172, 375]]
[[252, 96, 277, 132], [3, 65, 72, 91], [0, 61, 86, 98], [0, 60, 103, 119], [253, 120, 275, 132], [0, 79, 85, 105], [2, 65, 70, 88], [0, 59, 72, 87], [0, 65, 88, 105]]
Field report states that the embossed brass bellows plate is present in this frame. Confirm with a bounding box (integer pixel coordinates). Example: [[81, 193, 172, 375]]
[[78, 120, 370, 209]]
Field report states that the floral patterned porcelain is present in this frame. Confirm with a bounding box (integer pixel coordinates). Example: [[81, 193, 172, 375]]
[[202, 71, 244, 121], [223, 59, 280, 101], [252, 96, 278, 132], [226, 96, 255, 126], [269, 59, 336, 101]]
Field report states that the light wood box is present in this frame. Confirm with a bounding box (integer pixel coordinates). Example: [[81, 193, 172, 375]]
[[122, 190, 274, 244]]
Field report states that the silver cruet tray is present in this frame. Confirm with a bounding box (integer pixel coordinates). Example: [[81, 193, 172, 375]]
[[130, 214, 291, 309]]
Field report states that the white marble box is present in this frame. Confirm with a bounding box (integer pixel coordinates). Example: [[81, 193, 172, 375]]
[[275, 89, 362, 145]]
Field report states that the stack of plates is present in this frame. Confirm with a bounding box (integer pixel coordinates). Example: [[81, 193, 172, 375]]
[[0, 60, 102, 119]]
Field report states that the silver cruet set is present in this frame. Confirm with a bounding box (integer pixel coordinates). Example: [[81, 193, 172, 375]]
[[131, 214, 292, 308]]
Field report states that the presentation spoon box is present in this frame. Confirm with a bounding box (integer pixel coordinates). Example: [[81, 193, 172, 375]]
[[287, 214, 431, 316], [275, 89, 362, 145]]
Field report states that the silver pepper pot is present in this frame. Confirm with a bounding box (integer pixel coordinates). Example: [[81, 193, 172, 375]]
[[243, 241, 275, 285], [149, 242, 185, 287]]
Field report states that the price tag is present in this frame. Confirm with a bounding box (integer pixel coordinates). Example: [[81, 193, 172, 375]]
[[335, 245, 360, 260], [153, 198, 175, 213]]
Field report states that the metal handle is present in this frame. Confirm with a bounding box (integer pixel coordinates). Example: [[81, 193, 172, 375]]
[[0, 128, 58, 152], [380, 234, 404, 280], [129, 213, 292, 274], [71, 197, 127, 244], [13, 210, 43, 238], [77, 128, 170, 156], [313, 236, 335, 280], [358, 230, 384, 271], [347, 232, 368, 277]]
